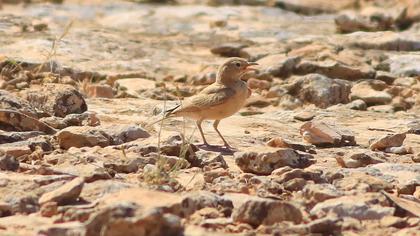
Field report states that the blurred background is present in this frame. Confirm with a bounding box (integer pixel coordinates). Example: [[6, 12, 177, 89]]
[[0, 0, 419, 109]]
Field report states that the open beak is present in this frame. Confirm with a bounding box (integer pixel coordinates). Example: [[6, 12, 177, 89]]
[[244, 62, 259, 72]]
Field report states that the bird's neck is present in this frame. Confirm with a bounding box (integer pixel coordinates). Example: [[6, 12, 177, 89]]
[[216, 68, 238, 86]]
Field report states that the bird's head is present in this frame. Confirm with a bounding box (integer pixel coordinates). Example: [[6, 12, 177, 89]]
[[217, 57, 258, 83]]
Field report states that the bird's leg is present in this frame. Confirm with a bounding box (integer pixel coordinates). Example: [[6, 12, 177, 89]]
[[213, 120, 232, 149], [196, 119, 209, 146]]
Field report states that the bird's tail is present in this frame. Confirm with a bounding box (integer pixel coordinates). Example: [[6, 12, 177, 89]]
[[146, 104, 180, 127]]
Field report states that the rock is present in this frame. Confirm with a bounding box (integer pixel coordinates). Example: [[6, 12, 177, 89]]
[[234, 147, 315, 175], [310, 195, 395, 220], [369, 133, 406, 151], [0, 130, 44, 144], [273, 0, 356, 15], [382, 191, 420, 218], [359, 163, 420, 192], [256, 54, 300, 78], [0, 201, 12, 217], [140, 153, 190, 172], [104, 157, 152, 173], [203, 168, 230, 183], [0, 90, 37, 117], [98, 188, 232, 219], [239, 45, 285, 61], [39, 201, 58, 217], [0, 151, 19, 171], [335, 7, 406, 33], [345, 31, 420, 51], [51, 164, 112, 183], [37, 222, 86, 236], [300, 121, 356, 146], [0, 141, 32, 157], [303, 184, 343, 202], [188, 150, 227, 169], [209, 18, 227, 28], [247, 78, 270, 90], [57, 124, 150, 149], [0, 135, 52, 158], [210, 43, 247, 57], [21, 84, 87, 117], [115, 78, 156, 97], [350, 80, 392, 105], [86, 84, 114, 98], [56, 126, 111, 149], [232, 196, 302, 227], [335, 151, 385, 168], [41, 111, 100, 129], [172, 191, 233, 218], [244, 95, 271, 108], [283, 178, 307, 191], [105, 124, 150, 144], [380, 54, 420, 77], [266, 137, 316, 153], [272, 168, 324, 184], [271, 166, 293, 176], [85, 202, 183, 236], [294, 60, 375, 81], [0, 109, 56, 134], [190, 70, 217, 86], [305, 216, 341, 234], [346, 99, 367, 110], [293, 111, 315, 121], [368, 104, 395, 113], [397, 182, 417, 195], [285, 74, 351, 108], [335, 175, 392, 194], [39, 177, 84, 205], [393, 77, 418, 87], [380, 216, 406, 228], [63, 111, 100, 127], [412, 153, 420, 163], [384, 146, 413, 155], [375, 71, 396, 84]]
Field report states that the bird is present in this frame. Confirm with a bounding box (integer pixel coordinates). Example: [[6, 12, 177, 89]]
[[151, 57, 258, 149]]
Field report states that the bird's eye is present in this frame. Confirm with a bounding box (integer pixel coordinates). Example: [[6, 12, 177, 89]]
[[235, 62, 241, 68]]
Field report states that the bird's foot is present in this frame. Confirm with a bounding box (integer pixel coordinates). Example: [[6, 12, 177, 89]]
[[223, 143, 237, 151], [197, 142, 212, 148]]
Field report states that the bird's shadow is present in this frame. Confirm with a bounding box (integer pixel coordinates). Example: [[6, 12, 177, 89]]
[[196, 144, 237, 155]]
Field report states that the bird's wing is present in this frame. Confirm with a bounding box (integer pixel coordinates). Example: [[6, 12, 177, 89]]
[[173, 84, 236, 114]]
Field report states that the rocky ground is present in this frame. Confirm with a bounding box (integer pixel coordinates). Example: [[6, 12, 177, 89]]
[[0, 0, 419, 235]]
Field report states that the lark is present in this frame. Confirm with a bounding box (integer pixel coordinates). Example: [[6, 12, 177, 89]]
[[154, 57, 257, 148]]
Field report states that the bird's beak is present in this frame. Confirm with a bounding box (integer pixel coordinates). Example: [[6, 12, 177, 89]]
[[244, 62, 259, 72]]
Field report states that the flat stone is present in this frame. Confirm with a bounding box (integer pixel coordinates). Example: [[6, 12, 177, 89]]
[[210, 43, 248, 57], [285, 74, 352, 108], [232, 196, 302, 227], [21, 83, 87, 117], [310, 195, 395, 220], [38, 177, 85, 205], [293, 111, 315, 121], [256, 54, 300, 78], [0, 152, 19, 171], [384, 54, 420, 77], [370, 133, 406, 151], [303, 184, 343, 202], [234, 147, 315, 175], [0, 109, 56, 134], [115, 78, 156, 97], [86, 84, 114, 98], [300, 121, 356, 146], [350, 80, 392, 105], [294, 60, 375, 81]]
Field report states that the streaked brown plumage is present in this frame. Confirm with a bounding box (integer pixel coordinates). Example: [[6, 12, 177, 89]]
[[162, 57, 257, 148]]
